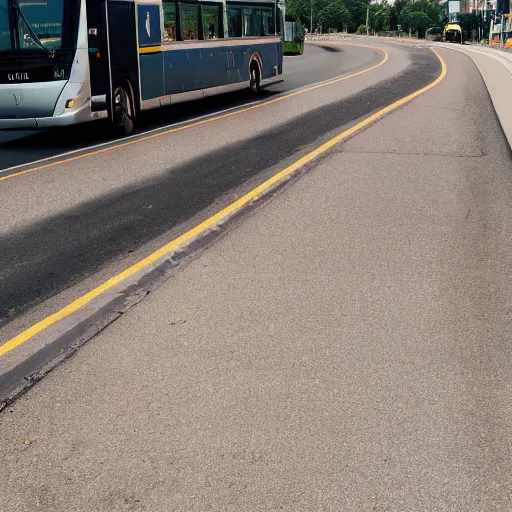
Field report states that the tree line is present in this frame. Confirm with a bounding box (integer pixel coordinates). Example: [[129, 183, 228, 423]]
[[285, 0, 444, 38]]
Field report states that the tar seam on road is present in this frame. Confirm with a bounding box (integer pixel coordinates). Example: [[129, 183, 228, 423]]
[[0, 48, 447, 358], [0, 43, 388, 183]]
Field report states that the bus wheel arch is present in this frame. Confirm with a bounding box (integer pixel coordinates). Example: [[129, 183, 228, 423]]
[[249, 54, 263, 93], [112, 79, 136, 136], [124, 79, 139, 118]]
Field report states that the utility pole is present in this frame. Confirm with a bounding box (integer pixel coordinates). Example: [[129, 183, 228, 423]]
[[366, 4, 370, 36], [310, 0, 313, 33]]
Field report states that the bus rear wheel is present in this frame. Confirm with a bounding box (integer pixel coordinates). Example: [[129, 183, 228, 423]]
[[250, 63, 261, 94], [113, 85, 135, 136]]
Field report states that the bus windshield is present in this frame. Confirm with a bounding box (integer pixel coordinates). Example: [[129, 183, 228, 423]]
[[0, 0, 10, 50], [0, 0, 74, 52]]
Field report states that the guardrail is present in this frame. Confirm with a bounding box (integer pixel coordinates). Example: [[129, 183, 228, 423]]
[[306, 34, 357, 42], [305, 33, 434, 46]]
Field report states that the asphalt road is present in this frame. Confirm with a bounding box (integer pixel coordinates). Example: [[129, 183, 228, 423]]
[[2, 45, 512, 510], [0, 42, 437, 333], [0, 44, 380, 171]]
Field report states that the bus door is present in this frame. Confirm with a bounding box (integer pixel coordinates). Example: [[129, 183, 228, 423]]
[[86, 0, 110, 112]]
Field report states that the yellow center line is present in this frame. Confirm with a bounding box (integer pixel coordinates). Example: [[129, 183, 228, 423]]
[[0, 48, 446, 357], [0, 42, 388, 184]]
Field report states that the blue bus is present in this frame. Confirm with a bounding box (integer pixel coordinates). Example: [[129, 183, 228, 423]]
[[0, 0, 283, 134]]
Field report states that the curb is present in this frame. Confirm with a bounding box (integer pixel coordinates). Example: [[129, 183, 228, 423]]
[[436, 43, 512, 151]]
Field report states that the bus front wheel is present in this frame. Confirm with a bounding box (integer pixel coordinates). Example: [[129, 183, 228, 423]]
[[113, 85, 135, 136], [250, 63, 261, 94]]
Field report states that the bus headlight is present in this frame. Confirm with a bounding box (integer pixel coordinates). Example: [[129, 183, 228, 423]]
[[65, 99, 75, 109]]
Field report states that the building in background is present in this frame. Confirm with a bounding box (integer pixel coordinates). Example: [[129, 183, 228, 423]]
[[489, 0, 511, 45], [441, 0, 461, 22]]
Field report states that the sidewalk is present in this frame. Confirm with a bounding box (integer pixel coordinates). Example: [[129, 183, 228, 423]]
[[433, 42, 512, 149], [2, 49, 512, 511]]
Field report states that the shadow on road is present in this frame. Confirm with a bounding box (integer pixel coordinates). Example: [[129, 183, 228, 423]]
[[0, 87, 281, 170], [0, 47, 442, 328]]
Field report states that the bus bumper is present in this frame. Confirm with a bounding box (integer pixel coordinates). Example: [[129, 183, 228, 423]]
[[0, 104, 107, 130]]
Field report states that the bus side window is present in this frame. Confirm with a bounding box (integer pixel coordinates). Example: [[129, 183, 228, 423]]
[[202, 3, 223, 39], [227, 5, 242, 37], [178, 3, 199, 40], [163, 1, 177, 42], [262, 6, 275, 35], [243, 6, 263, 37]]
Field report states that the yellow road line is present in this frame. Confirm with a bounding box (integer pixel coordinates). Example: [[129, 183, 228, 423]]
[[0, 42, 388, 184], [0, 48, 447, 357]]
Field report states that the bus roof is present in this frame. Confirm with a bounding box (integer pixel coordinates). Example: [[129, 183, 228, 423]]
[[445, 24, 462, 32]]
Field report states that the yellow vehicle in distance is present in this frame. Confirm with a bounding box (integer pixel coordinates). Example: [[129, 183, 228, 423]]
[[444, 23, 463, 43]]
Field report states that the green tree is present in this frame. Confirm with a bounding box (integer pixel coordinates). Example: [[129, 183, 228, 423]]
[[458, 12, 479, 32], [318, 0, 352, 32], [286, 0, 366, 33], [286, 0, 441, 35], [349, 0, 371, 32], [397, 0, 441, 37], [286, 0, 312, 27], [399, 10, 432, 36], [369, 2, 391, 33], [390, 0, 409, 31]]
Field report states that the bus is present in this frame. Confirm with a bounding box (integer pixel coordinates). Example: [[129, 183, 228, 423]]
[[0, 0, 283, 135], [283, 20, 304, 55], [443, 23, 463, 43]]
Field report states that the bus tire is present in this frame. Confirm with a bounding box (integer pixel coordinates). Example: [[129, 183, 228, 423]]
[[249, 62, 261, 94], [113, 84, 135, 136]]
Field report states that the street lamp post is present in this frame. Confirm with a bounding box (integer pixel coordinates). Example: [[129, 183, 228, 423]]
[[500, 13, 503, 47]]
